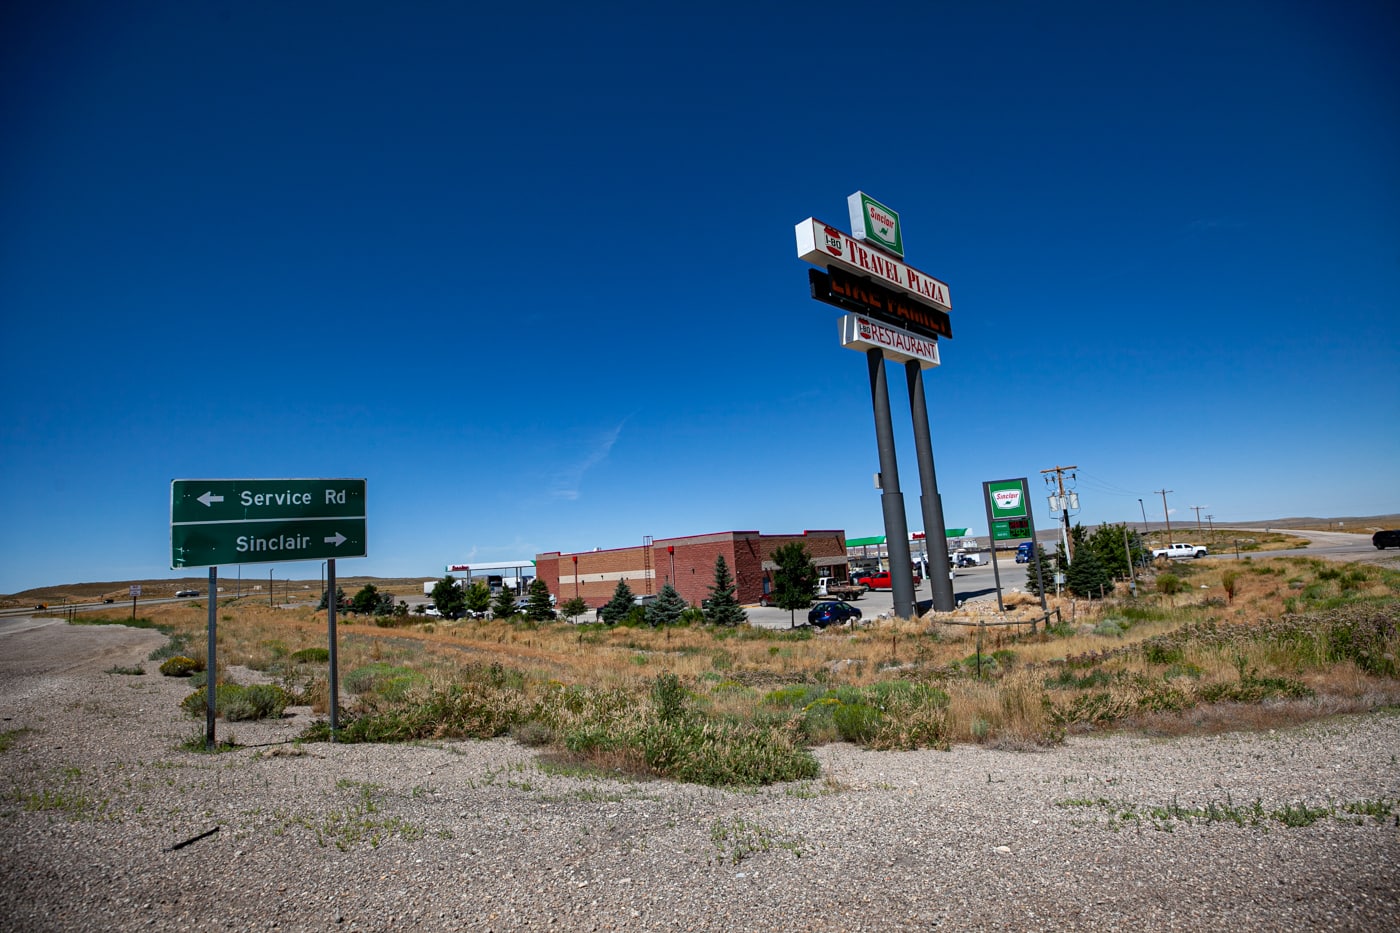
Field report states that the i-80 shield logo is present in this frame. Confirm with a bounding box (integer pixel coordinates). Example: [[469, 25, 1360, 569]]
[[822, 225, 844, 257]]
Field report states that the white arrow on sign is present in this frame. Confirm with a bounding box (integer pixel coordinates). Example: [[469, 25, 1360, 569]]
[[325, 533, 347, 547], [198, 492, 225, 507]]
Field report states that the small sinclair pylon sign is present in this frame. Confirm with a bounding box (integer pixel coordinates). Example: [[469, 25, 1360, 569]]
[[848, 191, 903, 259]]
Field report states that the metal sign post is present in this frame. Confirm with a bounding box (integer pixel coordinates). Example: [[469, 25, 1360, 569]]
[[868, 350, 916, 619], [907, 360, 954, 612], [327, 558, 339, 740], [206, 567, 217, 749]]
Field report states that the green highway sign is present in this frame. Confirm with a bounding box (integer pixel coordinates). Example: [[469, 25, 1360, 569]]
[[171, 478, 366, 568]]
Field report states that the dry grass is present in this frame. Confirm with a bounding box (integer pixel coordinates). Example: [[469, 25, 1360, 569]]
[[81, 556, 1400, 759]]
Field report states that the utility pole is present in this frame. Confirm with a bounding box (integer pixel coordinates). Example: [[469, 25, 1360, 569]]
[[1206, 514, 1215, 544], [1189, 505, 1205, 537], [1041, 465, 1078, 562], [1156, 489, 1174, 545]]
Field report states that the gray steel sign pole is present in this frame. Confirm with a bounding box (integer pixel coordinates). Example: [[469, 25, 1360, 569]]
[[205, 567, 217, 748], [327, 558, 339, 740], [981, 484, 1005, 612], [867, 349, 916, 618], [906, 360, 954, 611]]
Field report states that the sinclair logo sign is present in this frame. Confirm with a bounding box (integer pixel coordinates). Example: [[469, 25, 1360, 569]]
[[849, 191, 903, 259], [987, 479, 1030, 520], [993, 488, 1022, 512]]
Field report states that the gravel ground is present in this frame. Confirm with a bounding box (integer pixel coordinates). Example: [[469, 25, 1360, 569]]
[[1, 619, 1397, 932]]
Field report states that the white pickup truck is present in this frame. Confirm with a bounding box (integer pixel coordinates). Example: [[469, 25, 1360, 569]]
[[1152, 543, 1208, 559]]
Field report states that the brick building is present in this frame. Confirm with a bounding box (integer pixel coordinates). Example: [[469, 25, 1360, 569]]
[[535, 530, 848, 608]]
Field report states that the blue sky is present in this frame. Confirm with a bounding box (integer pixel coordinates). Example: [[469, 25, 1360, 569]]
[[2, 1, 1397, 593]]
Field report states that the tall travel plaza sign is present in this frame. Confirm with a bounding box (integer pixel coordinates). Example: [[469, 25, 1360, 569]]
[[171, 478, 367, 568], [796, 194, 958, 617]]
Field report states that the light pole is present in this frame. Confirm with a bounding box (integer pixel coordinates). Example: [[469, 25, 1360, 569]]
[[1138, 498, 1148, 535]]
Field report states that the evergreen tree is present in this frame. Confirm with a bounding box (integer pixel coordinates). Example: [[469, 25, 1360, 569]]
[[1083, 522, 1140, 580], [492, 586, 518, 619], [644, 582, 687, 626], [432, 576, 467, 619], [600, 579, 636, 625], [318, 586, 347, 611], [526, 578, 555, 621], [769, 542, 819, 628], [465, 580, 492, 617], [349, 584, 382, 615], [1066, 544, 1115, 598], [1024, 545, 1056, 596], [704, 555, 747, 627]]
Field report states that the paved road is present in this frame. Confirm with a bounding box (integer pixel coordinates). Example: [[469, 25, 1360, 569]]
[[746, 530, 1399, 630]]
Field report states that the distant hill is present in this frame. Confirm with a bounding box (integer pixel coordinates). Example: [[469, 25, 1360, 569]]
[[1246, 515, 1400, 532], [1, 577, 429, 607]]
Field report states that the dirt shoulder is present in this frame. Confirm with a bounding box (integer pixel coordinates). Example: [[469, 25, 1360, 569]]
[[1, 620, 1397, 932]]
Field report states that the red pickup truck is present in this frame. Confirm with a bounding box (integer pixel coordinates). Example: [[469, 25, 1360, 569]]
[[855, 570, 922, 590]]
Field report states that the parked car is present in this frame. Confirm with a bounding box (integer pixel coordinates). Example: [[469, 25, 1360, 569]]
[[854, 570, 921, 590], [1373, 530, 1400, 550], [1151, 543, 1208, 560], [808, 600, 862, 628], [175, 590, 199, 598], [422, 604, 441, 617]]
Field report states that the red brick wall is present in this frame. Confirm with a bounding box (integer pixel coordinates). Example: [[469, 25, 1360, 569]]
[[535, 545, 657, 608], [540, 530, 846, 610]]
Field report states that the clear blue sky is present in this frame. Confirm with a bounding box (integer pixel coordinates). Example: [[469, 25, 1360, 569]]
[[3, 1, 1397, 593]]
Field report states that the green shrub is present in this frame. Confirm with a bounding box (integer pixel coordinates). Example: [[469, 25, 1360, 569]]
[[160, 656, 204, 677], [291, 647, 330, 663], [832, 702, 883, 742], [222, 684, 291, 721], [1156, 574, 1184, 597], [1142, 642, 1184, 665], [1046, 667, 1113, 690], [638, 719, 818, 786], [651, 672, 688, 723], [1220, 571, 1240, 603], [180, 683, 290, 721]]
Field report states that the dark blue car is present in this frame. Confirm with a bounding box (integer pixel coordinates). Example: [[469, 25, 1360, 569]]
[[807, 600, 862, 628]]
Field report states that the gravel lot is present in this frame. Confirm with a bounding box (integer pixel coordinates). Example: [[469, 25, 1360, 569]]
[[1, 618, 1397, 932]]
